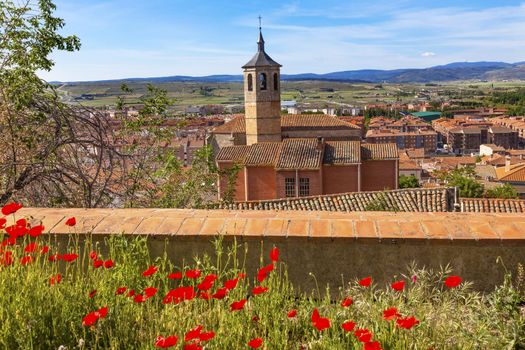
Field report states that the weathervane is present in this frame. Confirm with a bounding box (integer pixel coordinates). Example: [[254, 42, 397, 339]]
[[258, 15, 262, 31]]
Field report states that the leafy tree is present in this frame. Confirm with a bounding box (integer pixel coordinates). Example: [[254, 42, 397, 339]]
[[0, 0, 123, 207], [435, 166, 484, 198], [399, 175, 419, 189], [486, 183, 518, 199]]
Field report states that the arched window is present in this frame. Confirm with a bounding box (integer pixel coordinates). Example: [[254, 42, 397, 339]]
[[247, 74, 253, 91], [273, 73, 279, 91], [259, 73, 267, 90]]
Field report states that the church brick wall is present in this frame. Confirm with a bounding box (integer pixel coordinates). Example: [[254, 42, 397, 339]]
[[322, 165, 359, 194], [361, 160, 397, 191], [246, 167, 277, 200]]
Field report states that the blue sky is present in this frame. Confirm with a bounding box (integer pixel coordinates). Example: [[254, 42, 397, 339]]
[[40, 0, 525, 81]]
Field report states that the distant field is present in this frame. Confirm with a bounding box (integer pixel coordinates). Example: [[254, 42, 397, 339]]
[[55, 80, 525, 111]]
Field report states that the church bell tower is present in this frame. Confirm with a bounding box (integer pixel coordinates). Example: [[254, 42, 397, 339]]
[[242, 23, 282, 146]]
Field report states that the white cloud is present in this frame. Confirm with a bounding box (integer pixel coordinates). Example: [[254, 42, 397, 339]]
[[421, 52, 436, 57]]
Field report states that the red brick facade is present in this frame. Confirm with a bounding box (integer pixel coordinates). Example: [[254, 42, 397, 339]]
[[361, 160, 398, 192], [221, 160, 397, 202]]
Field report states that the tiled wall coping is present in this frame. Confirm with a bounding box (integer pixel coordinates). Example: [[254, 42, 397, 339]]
[[16, 208, 525, 241]]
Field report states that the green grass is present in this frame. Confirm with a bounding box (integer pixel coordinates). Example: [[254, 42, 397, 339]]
[[1, 221, 524, 349]]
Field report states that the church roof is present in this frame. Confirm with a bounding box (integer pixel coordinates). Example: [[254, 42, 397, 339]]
[[212, 114, 361, 134], [242, 30, 281, 69], [217, 139, 398, 169]]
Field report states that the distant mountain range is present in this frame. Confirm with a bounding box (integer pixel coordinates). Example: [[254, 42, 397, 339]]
[[57, 61, 525, 84]]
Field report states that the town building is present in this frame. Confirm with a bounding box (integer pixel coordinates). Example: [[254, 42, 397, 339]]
[[213, 28, 398, 201], [433, 117, 518, 154], [366, 129, 437, 152]]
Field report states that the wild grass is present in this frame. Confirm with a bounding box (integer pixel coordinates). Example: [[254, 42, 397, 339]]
[[0, 232, 524, 349]]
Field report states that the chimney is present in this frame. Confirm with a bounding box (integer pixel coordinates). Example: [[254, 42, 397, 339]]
[[505, 155, 511, 173]]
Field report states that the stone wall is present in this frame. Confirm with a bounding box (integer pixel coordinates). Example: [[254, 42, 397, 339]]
[[15, 207, 525, 293]]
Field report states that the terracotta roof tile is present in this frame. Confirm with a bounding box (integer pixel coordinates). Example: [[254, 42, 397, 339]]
[[212, 114, 360, 134], [216, 145, 250, 163], [361, 143, 399, 160], [323, 141, 361, 165], [495, 162, 525, 182], [275, 138, 323, 170], [245, 142, 282, 166]]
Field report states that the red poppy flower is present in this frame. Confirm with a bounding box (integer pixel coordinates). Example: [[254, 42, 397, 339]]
[[16, 218, 26, 227], [116, 287, 127, 295], [134, 294, 147, 303], [224, 278, 239, 290], [313, 317, 331, 331], [185, 269, 201, 279], [65, 217, 76, 227], [63, 254, 79, 262], [155, 335, 178, 348], [364, 341, 383, 350], [163, 286, 196, 304], [311, 308, 330, 331], [142, 265, 158, 277], [89, 251, 98, 260], [127, 289, 135, 297], [24, 242, 38, 253], [252, 286, 269, 295], [183, 344, 202, 350], [354, 329, 373, 343], [93, 259, 103, 268], [144, 287, 158, 298], [257, 263, 274, 282], [197, 274, 217, 291], [358, 276, 372, 287], [82, 312, 99, 326], [28, 225, 44, 238], [212, 287, 228, 300], [49, 274, 61, 285], [1, 202, 22, 216], [342, 321, 356, 332], [20, 255, 33, 265], [1, 236, 16, 247], [396, 316, 419, 329], [198, 331, 215, 342], [49, 254, 62, 262], [391, 280, 405, 291], [311, 308, 320, 323], [238, 272, 247, 279], [168, 271, 182, 279], [89, 290, 97, 298], [95, 306, 108, 318], [341, 297, 353, 307], [270, 246, 279, 262], [230, 299, 247, 311], [1, 251, 13, 266], [0, 217, 6, 229], [383, 307, 401, 321], [198, 291, 211, 300], [248, 338, 263, 349], [184, 325, 203, 342], [40, 246, 49, 254], [445, 275, 462, 288], [104, 260, 114, 269], [287, 309, 297, 318]]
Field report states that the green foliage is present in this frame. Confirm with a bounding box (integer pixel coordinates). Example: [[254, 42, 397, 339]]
[[0, 234, 524, 349], [365, 192, 400, 212], [486, 183, 518, 199], [0, 0, 80, 105], [398, 175, 419, 189], [435, 166, 484, 198]]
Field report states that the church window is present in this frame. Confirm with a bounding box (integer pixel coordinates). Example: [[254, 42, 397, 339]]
[[273, 73, 279, 90], [247, 74, 253, 91], [259, 73, 267, 90], [299, 178, 310, 197], [285, 178, 295, 197]]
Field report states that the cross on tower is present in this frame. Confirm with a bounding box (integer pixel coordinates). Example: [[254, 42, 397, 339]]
[[258, 15, 262, 30]]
